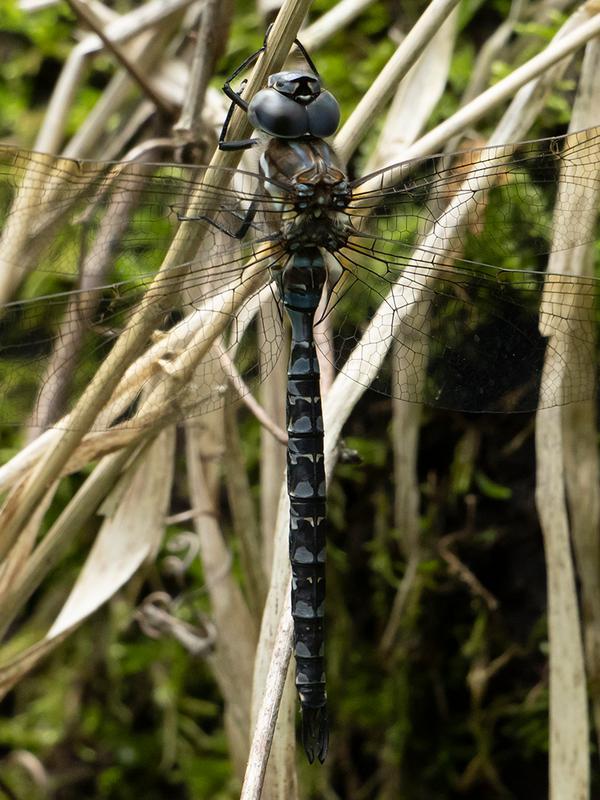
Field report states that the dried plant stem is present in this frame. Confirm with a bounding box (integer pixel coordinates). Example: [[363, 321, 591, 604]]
[[562, 39, 600, 758], [224, 403, 267, 614], [185, 420, 258, 776], [536, 407, 590, 799], [537, 36, 600, 792], [460, 0, 525, 106], [379, 393, 422, 656], [241, 594, 293, 800], [335, 0, 461, 162], [217, 343, 288, 444], [350, 5, 600, 185], [259, 314, 288, 581], [66, 0, 176, 116], [0, 444, 137, 638], [365, 4, 458, 171], [174, 0, 231, 140]]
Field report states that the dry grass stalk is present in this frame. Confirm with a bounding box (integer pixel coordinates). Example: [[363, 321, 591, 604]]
[[535, 36, 600, 798], [223, 401, 268, 615], [185, 419, 258, 777], [559, 38, 600, 761], [241, 593, 294, 800], [0, 428, 174, 695]]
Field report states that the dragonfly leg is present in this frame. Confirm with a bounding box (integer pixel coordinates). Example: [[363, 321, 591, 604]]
[[218, 138, 258, 151], [292, 36, 320, 77], [219, 79, 260, 151], [219, 30, 270, 150], [221, 28, 271, 109], [175, 196, 260, 240]]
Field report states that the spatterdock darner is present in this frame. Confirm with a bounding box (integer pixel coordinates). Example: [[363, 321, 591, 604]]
[[0, 34, 599, 766]]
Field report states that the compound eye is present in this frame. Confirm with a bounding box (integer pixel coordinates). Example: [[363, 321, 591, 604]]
[[248, 88, 308, 137], [306, 90, 341, 137]]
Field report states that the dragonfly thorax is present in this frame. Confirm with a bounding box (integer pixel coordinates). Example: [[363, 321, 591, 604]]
[[262, 137, 350, 252], [284, 207, 349, 253]]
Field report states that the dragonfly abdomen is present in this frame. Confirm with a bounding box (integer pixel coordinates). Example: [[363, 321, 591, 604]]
[[283, 248, 328, 764]]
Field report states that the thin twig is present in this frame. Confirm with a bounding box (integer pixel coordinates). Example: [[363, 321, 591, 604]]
[[66, 0, 176, 116], [240, 593, 293, 800], [174, 0, 231, 140], [438, 531, 499, 611], [217, 343, 288, 444]]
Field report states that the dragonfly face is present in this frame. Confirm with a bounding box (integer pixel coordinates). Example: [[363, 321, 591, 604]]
[[247, 70, 341, 139]]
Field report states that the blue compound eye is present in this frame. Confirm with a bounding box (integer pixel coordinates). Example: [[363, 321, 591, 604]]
[[248, 88, 308, 138], [249, 70, 340, 138], [306, 91, 340, 137]]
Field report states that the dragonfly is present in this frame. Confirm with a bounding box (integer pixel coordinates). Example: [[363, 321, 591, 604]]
[[1, 34, 599, 764]]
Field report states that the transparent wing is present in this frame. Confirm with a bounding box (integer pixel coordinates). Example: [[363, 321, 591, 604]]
[[3, 128, 600, 430], [319, 127, 600, 412], [0, 146, 292, 431]]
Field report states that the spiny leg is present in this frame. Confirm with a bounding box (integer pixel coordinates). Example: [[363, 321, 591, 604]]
[[175, 196, 261, 240]]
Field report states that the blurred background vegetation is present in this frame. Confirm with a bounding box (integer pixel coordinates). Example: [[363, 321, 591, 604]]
[[0, 0, 598, 798]]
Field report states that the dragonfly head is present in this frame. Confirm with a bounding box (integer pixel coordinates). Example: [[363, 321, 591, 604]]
[[248, 70, 340, 140], [268, 71, 322, 103]]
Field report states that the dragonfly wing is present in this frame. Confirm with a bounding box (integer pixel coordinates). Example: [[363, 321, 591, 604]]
[[0, 147, 289, 431], [319, 127, 600, 412], [320, 253, 598, 411], [349, 126, 600, 259]]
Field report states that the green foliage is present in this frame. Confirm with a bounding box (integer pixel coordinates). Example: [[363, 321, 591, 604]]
[[0, 1, 76, 140], [475, 471, 511, 500], [1, 601, 234, 799]]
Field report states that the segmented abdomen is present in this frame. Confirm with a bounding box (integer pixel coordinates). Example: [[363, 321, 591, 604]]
[[282, 248, 328, 764]]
